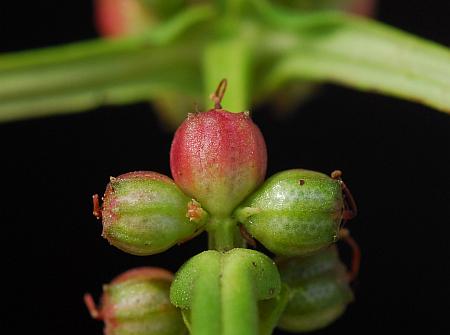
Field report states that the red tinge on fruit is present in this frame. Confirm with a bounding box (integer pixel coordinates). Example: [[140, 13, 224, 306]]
[[348, 0, 377, 16], [94, 0, 155, 37], [170, 109, 267, 216]]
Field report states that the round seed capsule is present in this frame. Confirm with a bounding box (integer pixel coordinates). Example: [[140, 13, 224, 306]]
[[98, 171, 208, 256], [277, 246, 353, 332], [84, 267, 187, 335], [170, 109, 267, 217], [170, 248, 281, 333], [235, 169, 353, 256]]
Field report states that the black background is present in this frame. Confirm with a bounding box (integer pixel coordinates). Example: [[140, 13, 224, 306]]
[[1, 1, 449, 334]]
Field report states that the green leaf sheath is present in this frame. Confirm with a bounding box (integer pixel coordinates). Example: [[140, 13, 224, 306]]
[[0, 5, 214, 122], [255, 7, 450, 112]]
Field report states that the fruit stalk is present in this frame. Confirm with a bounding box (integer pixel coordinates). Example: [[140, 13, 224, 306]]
[[206, 217, 243, 251]]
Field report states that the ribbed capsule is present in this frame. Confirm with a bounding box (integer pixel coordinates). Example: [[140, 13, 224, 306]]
[[277, 246, 353, 332], [170, 248, 281, 333], [235, 169, 347, 256], [100, 171, 208, 256], [84, 267, 187, 335], [170, 110, 267, 216]]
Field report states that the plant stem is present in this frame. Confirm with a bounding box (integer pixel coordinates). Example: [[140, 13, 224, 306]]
[[253, 6, 450, 113], [202, 38, 250, 113], [0, 4, 214, 122], [0, 45, 201, 122], [207, 217, 242, 251], [0, 4, 214, 71]]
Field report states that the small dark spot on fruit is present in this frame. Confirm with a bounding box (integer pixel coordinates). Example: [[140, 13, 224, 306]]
[[299, 179, 305, 185], [251, 261, 257, 267]]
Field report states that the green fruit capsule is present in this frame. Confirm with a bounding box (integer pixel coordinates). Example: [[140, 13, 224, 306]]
[[235, 169, 354, 256], [170, 248, 281, 334], [98, 171, 208, 255], [84, 267, 187, 335], [277, 246, 353, 332]]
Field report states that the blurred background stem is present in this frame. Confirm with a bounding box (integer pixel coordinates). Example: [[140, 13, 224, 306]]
[[0, 0, 449, 125], [203, 38, 250, 112]]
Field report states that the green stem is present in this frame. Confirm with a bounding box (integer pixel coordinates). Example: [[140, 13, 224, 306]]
[[0, 4, 214, 122], [207, 217, 242, 251], [253, 5, 450, 113], [202, 38, 251, 112], [0, 4, 214, 71], [0, 43, 200, 99], [0, 44, 202, 122]]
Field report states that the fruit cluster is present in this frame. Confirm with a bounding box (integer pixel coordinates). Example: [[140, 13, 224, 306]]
[[86, 80, 358, 335]]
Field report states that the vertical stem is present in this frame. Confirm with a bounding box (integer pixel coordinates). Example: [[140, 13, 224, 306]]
[[207, 217, 242, 251], [202, 38, 250, 112]]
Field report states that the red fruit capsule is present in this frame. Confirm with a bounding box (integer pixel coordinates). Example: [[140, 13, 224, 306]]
[[94, 0, 156, 37], [170, 109, 267, 217]]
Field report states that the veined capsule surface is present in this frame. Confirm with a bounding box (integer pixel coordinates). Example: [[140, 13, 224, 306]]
[[170, 110, 267, 216], [235, 169, 346, 256], [101, 171, 208, 255], [85, 267, 187, 335], [277, 246, 353, 332]]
